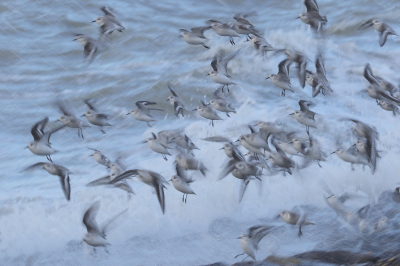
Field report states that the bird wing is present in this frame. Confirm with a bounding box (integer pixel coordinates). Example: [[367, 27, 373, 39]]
[[100, 208, 128, 237], [167, 83, 182, 99], [101, 6, 116, 18], [219, 49, 240, 77], [218, 159, 237, 180], [232, 146, 246, 162], [40, 124, 66, 145], [190, 26, 211, 37], [213, 86, 226, 100], [249, 226, 272, 250], [304, 0, 319, 13], [24, 162, 46, 171], [84, 99, 98, 112], [299, 100, 316, 119], [202, 136, 231, 143], [152, 179, 166, 214], [109, 170, 139, 184], [83, 201, 101, 235], [86, 175, 111, 187], [379, 29, 391, 47], [278, 59, 291, 77], [315, 54, 326, 77], [364, 63, 381, 87], [59, 173, 71, 201], [114, 182, 134, 194], [31, 117, 48, 141], [358, 19, 374, 30], [239, 178, 250, 203], [58, 101, 76, 117]]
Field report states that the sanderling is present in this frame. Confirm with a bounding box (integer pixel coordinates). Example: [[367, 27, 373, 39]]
[[247, 34, 278, 57], [207, 20, 240, 45], [209, 86, 236, 117], [88, 148, 111, 167], [180, 26, 211, 49], [207, 49, 240, 92], [25, 162, 72, 201], [27, 117, 65, 162], [166, 83, 187, 117], [306, 54, 332, 97], [175, 150, 207, 176], [235, 161, 262, 180], [363, 64, 400, 105], [233, 12, 258, 26], [268, 140, 295, 175], [235, 225, 274, 261], [289, 100, 317, 135], [266, 59, 293, 96], [144, 132, 171, 161], [237, 135, 265, 158], [278, 210, 314, 237], [192, 101, 223, 127], [92, 6, 125, 37], [57, 101, 90, 139], [170, 164, 196, 203], [298, 0, 327, 33], [110, 169, 169, 214], [346, 118, 378, 173], [283, 49, 308, 88], [375, 76, 398, 95], [126, 101, 164, 127], [303, 135, 326, 167], [73, 34, 98, 64], [157, 129, 183, 148], [172, 134, 199, 152], [83, 99, 111, 134], [331, 146, 370, 171], [82, 201, 127, 253], [378, 99, 400, 116], [358, 19, 398, 47], [86, 173, 134, 199], [202, 136, 245, 161]]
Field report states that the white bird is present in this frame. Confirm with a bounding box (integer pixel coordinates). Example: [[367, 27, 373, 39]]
[[209, 86, 236, 117], [266, 59, 293, 97], [83, 99, 111, 134], [86, 173, 134, 200], [73, 34, 98, 64], [82, 201, 127, 253], [126, 101, 164, 127], [235, 225, 274, 261], [202, 136, 245, 161], [247, 34, 278, 57], [175, 151, 207, 176], [27, 117, 65, 162], [378, 99, 400, 116], [306, 54, 332, 97], [92, 6, 125, 37], [57, 101, 90, 139], [268, 140, 296, 175], [88, 148, 111, 167], [207, 49, 240, 92], [331, 146, 370, 171], [144, 132, 171, 161], [24, 162, 72, 201], [289, 100, 317, 135], [180, 26, 211, 49], [172, 134, 199, 152], [193, 101, 223, 127], [283, 49, 308, 88], [207, 20, 240, 45], [170, 164, 196, 203], [111, 169, 169, 214], [278, 210, 315, 237], [358, 19, 398, 47], [166, 83, 187, 117]]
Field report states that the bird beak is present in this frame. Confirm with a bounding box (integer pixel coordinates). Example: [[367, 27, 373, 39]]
[[81, 114, 85, 117], [245, 38, 249, 42], [73, 38, 77, 41], [351, 143, 356, 147], [169, 179, 172, 182], [166, 99, 169, 101], [289, 113, 294, 115], [276, 214, 281, 219], [89, 154, 93, 157], [126, 113, 130, 115], [91, 20, 96, 23], [296, 17, 300, 19], [24, 146, 28, 150], [265, 77, 270, 80], [192, 109, 197, 111], [288, 141, 293, 144], [219, 147, 224, 150], [330, 151, 335, 154], [235, 139, 240, 142], [236, 237, 241, 239], [142, 140, 147, 144], [205, 74, 210, 76]]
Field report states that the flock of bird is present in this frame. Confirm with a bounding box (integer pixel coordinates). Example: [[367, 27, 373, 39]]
[[21, 0, 400, 262]]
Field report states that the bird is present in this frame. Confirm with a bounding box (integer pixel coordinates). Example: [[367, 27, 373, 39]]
[[235, 225, 274, 261], [298, 0, 327, 33], [202, 136, 245, 161], [126, 101, 164, 127], [232, 12, 259, 37], [175, 150, 207, 176], [86, 173, 135, 199], [83, 99, 111, 134], [283, 49, 309, 88], [306, 54, 333, 97], [192, 100, 223, 127], [246, 34, 278, 57], [303, 135, 326, 167], [207, 49, 240, 92], [346, 118, 379, 173], [375, 75, 398, 95], [266, 59, 293, 96], [144, 132, 171, 161], [358, 19, 398, 47], [73, 34, 98, 64], [331, 146, 370, 171], [378, 99, 400, 116], [289, 100, 317, 135], [82, 201, 127, 253], [172, 134, 199, 152], [92, 6, 125, 38], [363, 64, 400, 105], [24, 162, 72, 201], [278, 210, 314, 237], [166, 83, 187, 117], [206, 20, 240, 45], [27, 117, 65, 162], [268, 139, 296, 175], [170, 164, 196, 203], [57, 101, 90, 139], [233, 12, 258, 27], [209, 86, 236, 117], [180, 26, 211, 48], [110, 169, 168, 214], [88, 148, 111, 167]]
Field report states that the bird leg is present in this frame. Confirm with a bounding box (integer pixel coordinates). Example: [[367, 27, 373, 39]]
[[147, 122, 152, 127], [202, 44, 210, 49], [234, 252, 245, 259], [100, 127, 106, 134], [46, 155, 53, 162], [222, 84, 225, 92], [376, 99, 379, 105], [229, 36, 235, 45], [317, 160, 322, 168], [227, 85, 230, 92], [212, 120, 214, 127], [351, 163, 355, 171], [306, 126, 309, 135], [298, 225, 303, 237], [226, 113, 230, 117], [162, 155, 168, 161], [103, 246, 110, 254], [182, 194, 185, 202], [185, 194, 188, 203]]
